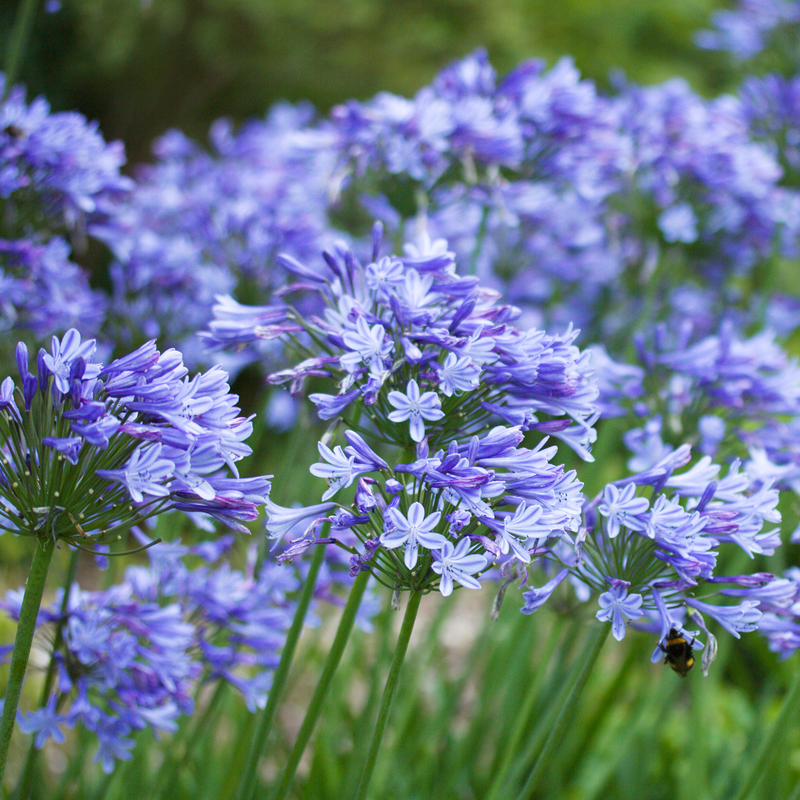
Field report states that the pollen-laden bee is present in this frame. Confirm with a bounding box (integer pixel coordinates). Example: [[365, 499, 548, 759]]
[[660, 627, 696, 678]]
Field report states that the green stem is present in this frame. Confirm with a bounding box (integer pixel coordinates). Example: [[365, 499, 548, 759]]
[[233, 543, 327, 800], [2, 0, 40, 103], [484, 619, 564, 800], [515, 622, 610, 800], [730, 658, 800, 800], [11, 547, 79, 800], [354, 589, 422, 800], [151, 679, 228, 800], [269, 569, 370, 800], [500, 620, 586, 793], [788, 773, 800, 800], [0, 536, 55, 787]]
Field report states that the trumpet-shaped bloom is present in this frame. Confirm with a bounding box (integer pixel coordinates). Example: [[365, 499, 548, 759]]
[[431, 539, 489, 596], [596, 580, 644, 641], [381, 502, 447, 569], [387, 379, 445, 443]]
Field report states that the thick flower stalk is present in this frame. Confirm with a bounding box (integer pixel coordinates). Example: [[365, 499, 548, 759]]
[[523, 443, 792, 672], [205, 224, 597, 598], [0, 328, 269, 783]]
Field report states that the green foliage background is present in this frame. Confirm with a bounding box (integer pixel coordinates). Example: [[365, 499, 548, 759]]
[[4, 0, 732, 162]]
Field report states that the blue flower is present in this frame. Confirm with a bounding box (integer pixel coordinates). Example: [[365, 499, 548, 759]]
[[265, 500, 335, 547], [597, 483, 649, 538], [431, 539, 488, 597], [340, 315, 395, 373], [97, 444, 175, 504], [0, 331, 269, 545], [436, 352, 481, 396], [381, 502, 447, 569], [309, 443, 360, 501], [18, 695, 67, 749], [521, 569, 571, 615], [596, 579, 644, 641], [684, 597, 762, 639], [387, 379, 445, 443]]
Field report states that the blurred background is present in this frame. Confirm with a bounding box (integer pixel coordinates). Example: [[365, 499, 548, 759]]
[[2, 0, 734, 165]]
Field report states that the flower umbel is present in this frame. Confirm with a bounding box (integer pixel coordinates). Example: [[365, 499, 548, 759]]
[[0, 330, 269, 548], [207, 226, 597, 599]]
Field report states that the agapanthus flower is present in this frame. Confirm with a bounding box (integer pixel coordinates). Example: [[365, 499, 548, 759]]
[[204, 225, 596, 599], [695, 0, 800, 62], [755, 567, 800, 658], [594, 318, 800, 510], [0, 75, 131, 233], [0, 75, 132, 341], [596, 579, 644, 641], [322, 48, 797, 353], [431, 539, 489, 597], [522, 443, 787, 671], [0, 329, 268, 547], [387, 379, 445, 443], [93, 106, 337, 363], [740, 72, 800, 187], [0, 581, 197, 772], [0, 536, 298, 771]]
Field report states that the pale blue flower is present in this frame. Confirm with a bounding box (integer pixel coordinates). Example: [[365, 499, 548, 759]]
[[598, 483, 649, 538], [380, 502, 447, 569], [340, 315, 394, 373], [596, 579, 644, 641], [684, 597, 762, 639], [437, 352, 481, 396], [521, 569, 570, 614], [387, 378, 445, 442], [265, 500, 335, 546], [309, 442, 359, 500], [430, 539, 488, 596], [96, 444, 175, 504]]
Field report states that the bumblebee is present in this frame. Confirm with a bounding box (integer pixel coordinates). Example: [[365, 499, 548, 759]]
[[660, 627, 696, 678]]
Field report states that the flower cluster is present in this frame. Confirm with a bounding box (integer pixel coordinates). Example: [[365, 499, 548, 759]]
[[0, 328, 268, 547], [591, 318, 800, 507], [695, 0, 800, 63], [522, 444, 791, 666], [0, 582, 197, 772], [0, 75, 131, 340], [740, 72, 800, 187], [68, 46, 799, 366], [207, 226, 597, 597], [758, 567, 800, 658], [0, 238, 105, 339], [0, 536, 297, 771], [92, 107, 338, 362], [324, 50, 799, 350], [119, 535, 298, 713], [0, 77, 130, 234]]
